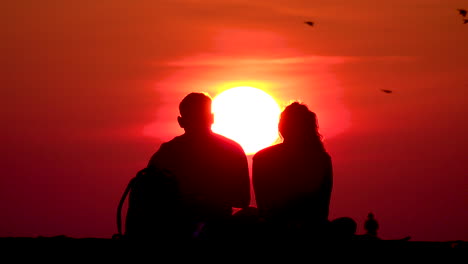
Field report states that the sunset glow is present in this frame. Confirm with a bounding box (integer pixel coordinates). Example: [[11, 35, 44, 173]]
[[212, 86, 281, 155], [3, 0, 468, 243]]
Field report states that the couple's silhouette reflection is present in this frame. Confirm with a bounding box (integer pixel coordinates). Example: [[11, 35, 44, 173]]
[[122, 92, 356, 244]]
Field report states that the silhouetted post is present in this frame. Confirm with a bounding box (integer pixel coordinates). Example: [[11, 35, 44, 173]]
[[364, 212, 379, 238]]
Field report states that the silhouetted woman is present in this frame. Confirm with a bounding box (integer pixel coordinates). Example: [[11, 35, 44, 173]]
[[252, 101, 333, 242]]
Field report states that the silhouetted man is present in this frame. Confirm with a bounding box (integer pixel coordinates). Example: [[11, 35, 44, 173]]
[[147, 92, 251, 241]]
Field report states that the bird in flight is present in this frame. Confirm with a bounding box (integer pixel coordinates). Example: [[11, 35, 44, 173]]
[[381, 89, 393, 94], [457, 9, 467, 17], [304, 21, 314, 27], [464, 19, 468, 24]]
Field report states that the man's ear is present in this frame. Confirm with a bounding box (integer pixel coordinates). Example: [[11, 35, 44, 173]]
[[177, 116, 184, 128], [209, 113, 214, 125]]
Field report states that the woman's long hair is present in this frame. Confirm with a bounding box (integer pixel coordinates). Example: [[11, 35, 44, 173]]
[[278, 101, 325, 152]]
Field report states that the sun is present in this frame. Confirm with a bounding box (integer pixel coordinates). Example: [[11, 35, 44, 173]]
[[212, 86, 281, 155]]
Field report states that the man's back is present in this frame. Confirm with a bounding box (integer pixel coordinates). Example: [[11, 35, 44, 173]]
[[148, 131, 250, 223]]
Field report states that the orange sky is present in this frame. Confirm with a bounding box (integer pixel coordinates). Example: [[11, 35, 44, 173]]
[[2, 0, 468, 241]]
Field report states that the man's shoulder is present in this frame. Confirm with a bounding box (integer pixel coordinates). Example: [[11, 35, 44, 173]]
[[210, 132, 235, 143], [168, 135, 185, 142], [210, 133, 245, 152], [159, 134, 186, 146], [150, 136, 186, 156]]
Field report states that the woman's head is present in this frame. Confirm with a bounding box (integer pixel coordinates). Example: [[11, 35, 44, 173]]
[[278, 101, 324, 150]]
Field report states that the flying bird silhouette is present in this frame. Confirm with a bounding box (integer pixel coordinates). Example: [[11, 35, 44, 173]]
[[304, 21, 314, 27], [457, 9, 467, 17], [464, 19, 468, 24], [381, 89, 393, 94]]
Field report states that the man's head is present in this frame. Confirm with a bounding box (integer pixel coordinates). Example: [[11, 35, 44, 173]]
[[177, 92, 214, 134]]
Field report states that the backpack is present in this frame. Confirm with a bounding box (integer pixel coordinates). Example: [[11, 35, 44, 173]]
[[113, 167, 187, 241]]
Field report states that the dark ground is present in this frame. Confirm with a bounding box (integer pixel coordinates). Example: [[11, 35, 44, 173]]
[[1, 236, 466, 262], [1, 236, 466, 249]]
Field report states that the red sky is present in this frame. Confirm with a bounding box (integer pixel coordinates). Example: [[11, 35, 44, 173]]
[[2, 0, 467, 241]]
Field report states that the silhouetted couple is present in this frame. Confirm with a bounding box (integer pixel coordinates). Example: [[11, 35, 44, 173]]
[[144, 92, 354, 243]]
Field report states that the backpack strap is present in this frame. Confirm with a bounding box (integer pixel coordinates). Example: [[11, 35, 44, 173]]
[[113, 168, 147, 239]]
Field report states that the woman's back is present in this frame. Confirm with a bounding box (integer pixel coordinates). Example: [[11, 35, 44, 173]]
[[252, 142, 332, 222], [251, 101, 333, 240]]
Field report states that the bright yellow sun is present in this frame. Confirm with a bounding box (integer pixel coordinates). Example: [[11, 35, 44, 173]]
[[212, 86, 281, 155]]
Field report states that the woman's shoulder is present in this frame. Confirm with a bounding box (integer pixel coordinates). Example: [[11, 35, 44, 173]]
[[253, 143, 285, 160]]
